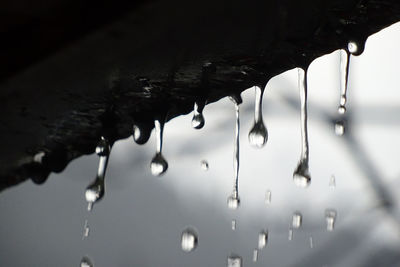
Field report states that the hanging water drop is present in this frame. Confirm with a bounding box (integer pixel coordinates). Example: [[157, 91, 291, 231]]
[[80, 256, 94, 267], [347, 40, 365, 56], [150, 120, 168, 176], [200, 160, 209, 171], [227, 99, 241, 209], [227, 255, 242, 267], [85, 137, 110, 211], [325, 209, 337, 231], [338, 49, 350, 115], [252, 249, 258, 262], [181, 228, 198, 252], [265, 190, 271, 204], [248, 86, 268, 148], [293, 68, 311, 187], [191, 102, 205, 129], [258, 230, 268, 249], [292, 212, 302, 229]]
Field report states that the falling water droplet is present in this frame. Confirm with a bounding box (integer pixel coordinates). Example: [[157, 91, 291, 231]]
[[80, 256, 94, 267], [329, 175, 336, 188], [288, 228, 293, 241], [292, 212, 302, 229], [231, 219, 236, 230], [82, 220, 90, 240], [338, 49, 350, 115], [325, 209, 337, 231], [335, 120, 345, 136], [191, 102, 205, 129], [265, 190, 272, 204], [293, 68, 311, 187], [258, 230, 268, 249], [150, 120, 168, 176], [248, 86, 268, 148], [309, 237, 314, 248], [227, 255, 242, 267], [181, 228, 198, 252], [252, 249, 258, 262], [227, 98, 241, 209], [85, 137, 110, 211], [200, 160, 209, 171]]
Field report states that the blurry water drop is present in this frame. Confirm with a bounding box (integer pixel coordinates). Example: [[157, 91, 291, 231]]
[[325, 209, 337, 231], [227, 255, 242, 267], [248, 86, 268, 148], [258, 230, 268, 249], [150, 120, 168, 176], [191, 102, 205, 129], [82, 220, 90, 240], [80, 256, 94, 267], [200, 160, 209, 171], [252, 249, 258, 262], [335, 121, 345, 136], [338, 49, 350, 115], [288, 228, 293, 241], [181, 228, 198, 252], [85, 137, 110, 211], [228, 99, 241, 209], [329, 175, 336, 188], [265, 190, 271, 204], [293, 68, 311, 187], [292, 212, 302, 229], [231, 220, 236, 230], [309, 237, 314, 248]]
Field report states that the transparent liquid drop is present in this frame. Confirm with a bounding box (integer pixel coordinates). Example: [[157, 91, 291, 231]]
[[228, 99, 241, 209], [227, 255, 242, 267], [265, 190, 271, 204], [325, 209, 337, 231], [329, 175, 336, 188], [227, 193, 240, 210], [292, 212, 302, 229], [252, 249, 258, 262], [347, 40, 365, 56], [258, 230, 268, 249], [150, 120, 168, 176], [338, 49, 350, 115], [335, 121, 345, 136], [85, 137, 110, 211], [231, 220, 236, 230], [80, 256, 94, 267], [248, 86, 268, 148], [200, 160, 209, 171], [191, 102, 205, 129], [181, 228, 198, 252], [82, 220, 90, 240], [293, 68, 311, 187], [309, 237, 314, 248], [288, 228, 293, 241]]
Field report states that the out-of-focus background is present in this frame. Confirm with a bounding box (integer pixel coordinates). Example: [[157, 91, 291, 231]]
[[1, 22, 400, 267]]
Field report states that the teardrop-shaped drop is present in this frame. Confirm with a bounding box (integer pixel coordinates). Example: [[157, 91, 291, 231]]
[[248, 121, 268, 148], [150, 153, 168, 176], [85, 178, 105, 211], [95, 137, 110, 156], [191, 102, 205, 129]]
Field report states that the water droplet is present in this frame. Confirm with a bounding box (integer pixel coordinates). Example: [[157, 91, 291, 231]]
[[132, 122, 152, 145], [33, 151, 45, 163], [231, 219, 236, 230], [338, 49, 350, 115], [329, 175, 336, 188], [293, 68, 311, 187], [288, 228, 293, 241], [252, 249, 258, 262], [82, 220, 90, 240], [325, 209, 337, 231], [150, 120, 168, 176], [227, 193, 240, 210], [191, 102, 205, 129], [347, 40, 365, 56], [200, 160, 209, 171], [258, 230, 268, 249], [309, 237, 314, 248], [228, 99, 241, 209], [181, 228, 198, 252], [292, 212, 302, 229], [227, 255, 242, 267], [80, 256, 94, 267], [248, 86, 268, 148], [335, 121, 345, 136], [95, 137, 110, 156], [265, 190, 271, 204]]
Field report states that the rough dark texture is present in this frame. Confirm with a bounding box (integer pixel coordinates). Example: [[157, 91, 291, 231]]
[[1, 0, 400, 191]]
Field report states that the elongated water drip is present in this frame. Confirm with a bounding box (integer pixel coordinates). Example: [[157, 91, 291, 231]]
[[338, 49, 350, 114], [181, 228, 198, 252], [82, 219, 90, 240], [258, 230, 268, 249], [191, 102, 205, 129], [293, 68, 311, 187], [325, 209, 337, 231], [227, 99, 241, 209], [150, 120, 168, 176], [248, 86, 268, 148], [85, 137, 110, 211]]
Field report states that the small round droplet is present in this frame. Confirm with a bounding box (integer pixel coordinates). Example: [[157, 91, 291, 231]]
[[85, 179, 105, 211], [95, 137, 110, 156], [293, 161, 311, 188], [227, 194, 240, 210], [150, 153, 168, 176], [292, 212, 302, 229], [248, 121, 268, 148], [227, 255, 242, 267], [82, 220, 90, 239], [200, 160, 209, 171], [181, 228, 198, 252], [192, 113, 205, 129], [80, 256, 94, 267], [258, 230, 268, 249], [347, 40, 365, 56], [348, 41, 358, 54], [335, 121, 345, 136], [325, 209, 337, 231], [338, 105, 346, 114]]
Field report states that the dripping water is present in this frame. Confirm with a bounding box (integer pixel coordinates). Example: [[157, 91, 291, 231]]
[[181, 228, 198, 252], [293, 68, 311, 187], [227, 99, 241, 210], [231, 219, 236, 230], [325, 209, 337, 231], [248, 86, 268, 148], [252, 249, 258, 262], [191, 102, 205, 129], [150, 120, 168, 176], [338, 49, 350, 115], [227, 254, 242, 267], [292, 212, 302, 229], [258, 230, 268, 249], [80, 256, 94, 267], [85, 137, 110, 211]]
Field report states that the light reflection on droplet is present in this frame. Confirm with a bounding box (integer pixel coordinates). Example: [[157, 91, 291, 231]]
[[292, 212, 302, 229], [150, 120, 168, 176], [335, 121, 345, 136], [181, 228, 198, 252]]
